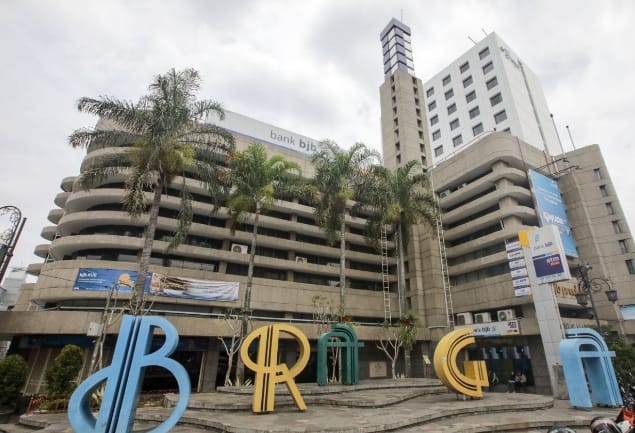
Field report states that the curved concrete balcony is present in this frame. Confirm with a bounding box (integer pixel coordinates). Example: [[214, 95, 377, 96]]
[[446, 225, 530, 259], [443, 185, 532, 225], [40, 225, 58, 241], [34, 243, 50, 259], [60, 176, 77, 192], [64, 188, 125, 213], [26, 262, 43, 276], [53, 191, 71, 208], [56, 210, 145, 236], [48, 234, 143, 260], [448, 250, 508, 275], [444, 205, 536, 242], [47, 208, 64, 224], [80, 147, 128, 172]]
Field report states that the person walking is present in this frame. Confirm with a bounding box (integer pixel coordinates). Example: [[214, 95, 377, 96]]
[[507, 371, 517, 393]]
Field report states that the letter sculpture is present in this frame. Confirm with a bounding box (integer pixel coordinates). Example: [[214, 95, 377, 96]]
[[240, 324, 310, 413], [559, 327, 623, 408], [316, 323, 364, 385], [433, 327, 488, 398], [68, 315, 190, 433]]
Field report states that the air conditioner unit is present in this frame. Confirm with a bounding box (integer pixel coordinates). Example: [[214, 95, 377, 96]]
[[295, 256, 308, 263], [231, 243, 248, 254], [456, 312, 473, 325], [328, 280, 339, 287], [439, 189, 451, 198], [497, 309, 515, 321], [457, 182, 468, 190], [474, 312, 492, 324], [327, 262, 339, 267]]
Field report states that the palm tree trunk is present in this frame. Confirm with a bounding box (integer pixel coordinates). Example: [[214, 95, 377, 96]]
[[235, 201, 261, 385], [130, 177, 164, 316], [339, 214, 346, 318], [396, 223, 412, 377]]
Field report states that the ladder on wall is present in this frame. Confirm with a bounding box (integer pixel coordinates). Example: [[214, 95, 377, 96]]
[[380, 226, 391, 322], [436, 214, 454, 328]]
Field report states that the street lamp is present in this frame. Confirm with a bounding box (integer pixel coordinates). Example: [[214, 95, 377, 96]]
[[0, 206, 27, 284], [575, 264, 618, 330]]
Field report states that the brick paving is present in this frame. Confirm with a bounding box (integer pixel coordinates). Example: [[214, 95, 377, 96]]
[[1, 379, 620, 432]]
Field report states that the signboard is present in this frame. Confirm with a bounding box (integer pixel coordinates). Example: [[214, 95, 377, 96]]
[[621, 305, 635, 320], [456, 320, 520, 337], [73, 268, 239, 301], [506, 239, 530, 297], [527, 169, 577, 257], [520, 225, 571, 284], [208, 110, 319, 155]]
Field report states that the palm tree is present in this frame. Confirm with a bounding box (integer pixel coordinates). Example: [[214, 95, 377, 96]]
[[226, 142, 308, 383], [69, 68, 235, 315], [360, 160, 438, 377], [312, 140, 380, 318]]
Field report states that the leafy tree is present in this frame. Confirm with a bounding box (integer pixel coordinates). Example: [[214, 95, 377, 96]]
[[69, 68, 235, 315], [226, 142, 308, 383], [312, 140, 380, 317], [44, 344, 83, 398], [358, 160, 437, 377], [0, 354, 28, 409]]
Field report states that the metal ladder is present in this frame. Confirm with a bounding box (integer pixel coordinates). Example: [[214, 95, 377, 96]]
[[436, 214, 454, 328], [380, 226, 391, 322]]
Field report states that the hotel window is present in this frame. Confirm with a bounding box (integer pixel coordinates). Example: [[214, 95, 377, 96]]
[[490, 92, 503, 106], [432, 130, 441, 141], [447, 103, 457, 115], [619, 240, 629, 253], [460, 61, 470, 73], [430, 114, 439, 126], [415, 97, 420, 106], [482, 61, 494, 74], [469, 106, 480, 119], [445, 89, 454, 100], [463, 75, 473, 88], [606, 202, 615, 215], [613, 220, 623, 234], [600, 185, 608, 197], [494, 110, 507, 124], [434, 145, 444, 156], [428, 100, 437, 111], [479, 46, 490, 59], [486, 77, 499, 90], [593, 168, 602, 179], [472, 123, 484, 136], [426, 87, 434, 97], [443, 75, 452, 86], [450, 118, 460, 130], [466, 90, 476, 103], [626, 259, 635, 274], [453, 134, 463, 147]]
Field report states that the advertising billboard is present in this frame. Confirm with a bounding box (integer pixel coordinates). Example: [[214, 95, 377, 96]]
[[527, 169, 577, 257], [519, 225, 571, 284], [73, 268, 239, 301]]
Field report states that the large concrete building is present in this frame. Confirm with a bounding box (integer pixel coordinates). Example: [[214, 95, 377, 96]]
[[379, 18, 635, 393], [0, 18, 633, 396]]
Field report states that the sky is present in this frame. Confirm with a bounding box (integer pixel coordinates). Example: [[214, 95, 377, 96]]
[[1, 0, 634, 278]]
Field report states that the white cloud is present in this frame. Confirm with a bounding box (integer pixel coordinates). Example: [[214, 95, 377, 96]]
[[1, 0, 634, 273]]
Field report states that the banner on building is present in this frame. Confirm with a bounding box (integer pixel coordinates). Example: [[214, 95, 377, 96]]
[[73, 268, 238, 301], [527, 169, 577, 257], [505, 239, 531, 297], [519, 225, 571, 284]]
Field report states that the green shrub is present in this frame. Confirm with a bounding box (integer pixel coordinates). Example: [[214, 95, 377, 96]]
[[44, 345, 83, 398], [0, 354, 28, 409]]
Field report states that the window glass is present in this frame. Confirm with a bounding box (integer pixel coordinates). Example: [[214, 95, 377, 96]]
[[445, 89, 454, 100], [434, 145, 443, 156], [469, 106, 480, 119], [473, 123, 484, 136], [494, 110, 507, 124], [479, 47, 490, 59], [482, 61, 494, 74], [466, 90, 476, 103], [463, 76, 473, 88], [428, 100, 437, 111], [486, 77, 499, 90], [460, 62, 470, 73], [490, 92, 503, 106], [430, 114, 439, 126], [450, 118, 460, 130], [447, 103, 457, 115], [453, 135, 463, 147], [426, 87, 434, 97], [442, 75, 451, 86], [432, 130, 441, 140]]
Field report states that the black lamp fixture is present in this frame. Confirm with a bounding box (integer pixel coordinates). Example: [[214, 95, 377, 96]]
[[575, 263, 619, 329]]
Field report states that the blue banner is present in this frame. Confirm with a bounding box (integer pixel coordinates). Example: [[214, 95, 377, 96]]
[[528, 169, 578, 257]]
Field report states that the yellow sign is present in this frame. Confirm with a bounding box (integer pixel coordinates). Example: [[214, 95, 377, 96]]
[[433, 328, 488, 398], [240, 324, 310, 413]]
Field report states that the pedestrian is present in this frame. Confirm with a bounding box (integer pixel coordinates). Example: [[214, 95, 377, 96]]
[[507, 371, 516, 393], [518, 371, 527, 392]]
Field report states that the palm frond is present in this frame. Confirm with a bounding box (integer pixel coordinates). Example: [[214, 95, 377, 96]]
[[77, 97, 148, 133], [68, 128, 140, 150], [169, 185, 193, 251]]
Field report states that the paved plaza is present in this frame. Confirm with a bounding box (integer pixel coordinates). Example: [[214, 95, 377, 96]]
[[0, 379, 619, 432]]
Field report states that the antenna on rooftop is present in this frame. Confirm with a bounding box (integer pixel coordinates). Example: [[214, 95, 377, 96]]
[[468, 36, 477, 45], [550, 113, 566, 155], [481, 28, 489, 37], [566, 125, 577, 150]]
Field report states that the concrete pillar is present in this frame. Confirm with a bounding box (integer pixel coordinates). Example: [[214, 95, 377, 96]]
[[199, 338, 220, 392]]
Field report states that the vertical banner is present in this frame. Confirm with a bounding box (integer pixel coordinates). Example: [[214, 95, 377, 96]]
[[505, 239, 530, 297]]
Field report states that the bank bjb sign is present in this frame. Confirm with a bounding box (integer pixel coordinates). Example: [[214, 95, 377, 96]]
[[519, 225, 571, 284]]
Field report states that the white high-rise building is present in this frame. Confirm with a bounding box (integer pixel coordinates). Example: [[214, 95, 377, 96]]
[[422, 32, 562, 165]]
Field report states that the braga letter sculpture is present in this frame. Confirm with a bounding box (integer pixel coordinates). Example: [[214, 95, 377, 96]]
[[433, 327, 489, 398], [316, 323, 364, 385], [240, 324, 310, 413], [68, 315, 191, 433], [559, 327, 622, 408]]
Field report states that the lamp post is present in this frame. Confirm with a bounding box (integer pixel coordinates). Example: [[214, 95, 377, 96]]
[[575, 264, 618, 331], [0, 206, 27, 284]]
